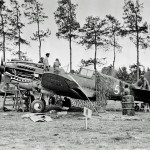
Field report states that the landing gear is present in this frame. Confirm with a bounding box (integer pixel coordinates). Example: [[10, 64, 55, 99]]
[[134, 103, 140, 111], [30, 99, 46, 113], [21, 91, 35, 112]]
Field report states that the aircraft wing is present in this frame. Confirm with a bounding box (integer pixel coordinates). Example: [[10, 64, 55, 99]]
[[132, 88, 150, 103], [41, 72, 88, 100]]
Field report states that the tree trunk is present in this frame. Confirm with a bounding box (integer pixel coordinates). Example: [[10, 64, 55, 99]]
[[113, 36, 116, 69], [1, 14, 5, 61], [18, 27, 21, 60], [37, 21, 41, 60], [94, 32, 97, 70], [3, 28, 5, 61], [69, 36, 72, 72], [16, 6, 21, 60], [69, 1, 72, 72], [136, 42, 139, 81], [36, 3, 41, 61], [136, 13, 139, 81]]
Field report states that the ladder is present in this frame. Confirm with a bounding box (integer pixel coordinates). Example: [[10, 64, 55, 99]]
[[2, 82, 24, 111]]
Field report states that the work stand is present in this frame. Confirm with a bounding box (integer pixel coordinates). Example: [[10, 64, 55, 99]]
[[2, 82, 25, 112]]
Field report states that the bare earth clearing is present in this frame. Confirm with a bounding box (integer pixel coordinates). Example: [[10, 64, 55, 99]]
[[0, 100, 150, 150]]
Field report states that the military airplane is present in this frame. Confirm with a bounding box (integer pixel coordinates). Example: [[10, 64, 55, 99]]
[[0, 59, 124, 112], [0, 59, 149, 113], [41, 67, 123, 100], [39, 67, 150, 112]]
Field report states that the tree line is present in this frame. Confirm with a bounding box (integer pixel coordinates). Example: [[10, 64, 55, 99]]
[[0, 0, 150, 81], [101, 63, 149, 84], [0, 0, 50, 61]]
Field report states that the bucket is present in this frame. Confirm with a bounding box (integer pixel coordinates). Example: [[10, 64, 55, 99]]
[[122, 95, 135, 116]]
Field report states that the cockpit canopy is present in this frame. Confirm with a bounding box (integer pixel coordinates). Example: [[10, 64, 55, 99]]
[[78, 68, 94, 78]]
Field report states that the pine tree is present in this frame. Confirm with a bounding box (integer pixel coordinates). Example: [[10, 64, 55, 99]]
[[23, 0, 51, 60], [10, 0, 29, 60], [54, 0, 80, 72], [106, 15, 122, 69], [122, 0, 150, 80], [0, 0, 13, 61], [79, 16, 108, 70]]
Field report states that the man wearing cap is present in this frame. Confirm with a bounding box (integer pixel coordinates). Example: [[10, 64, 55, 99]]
[[135, 75, 150, 90], [43, 53, 50, 71]]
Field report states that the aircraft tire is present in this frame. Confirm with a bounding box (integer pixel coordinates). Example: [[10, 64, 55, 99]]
[[30, 99, 45, 113], [135, 105, 140, 111]]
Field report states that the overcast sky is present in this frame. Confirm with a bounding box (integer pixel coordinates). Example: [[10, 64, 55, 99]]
[[5, 0, 150, 71]]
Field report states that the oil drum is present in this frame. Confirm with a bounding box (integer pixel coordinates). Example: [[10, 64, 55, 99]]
[[122, 95, 135, 116]]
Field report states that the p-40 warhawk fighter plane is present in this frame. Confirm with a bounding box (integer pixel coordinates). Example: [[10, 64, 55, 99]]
[[39, 67, 150, 112], [41, 67, 123, 100], [0, 60, 124, 112], [0, 60, 150, 112]]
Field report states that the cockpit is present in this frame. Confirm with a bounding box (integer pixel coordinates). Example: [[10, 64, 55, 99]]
[[78, 68, 94, 78]]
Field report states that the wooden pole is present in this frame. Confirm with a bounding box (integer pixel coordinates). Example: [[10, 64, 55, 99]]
[[85, 117, 87, 130]]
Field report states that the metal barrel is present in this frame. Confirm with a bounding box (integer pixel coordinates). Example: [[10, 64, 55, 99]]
[[122, 95, 135, 116]]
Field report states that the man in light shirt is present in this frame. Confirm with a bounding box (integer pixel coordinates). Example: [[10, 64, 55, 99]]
[[53, 58, 61, 73], [43, 53, 50, 71]]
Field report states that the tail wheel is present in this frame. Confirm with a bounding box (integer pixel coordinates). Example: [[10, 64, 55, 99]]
[[56, 99, 63, 107], [135, 105, 140, 111], [49, 96, 56, 105], [30, 99, 45, 113]]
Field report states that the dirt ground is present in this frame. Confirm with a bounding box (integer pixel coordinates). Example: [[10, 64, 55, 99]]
[[0, 100, 150, 150]]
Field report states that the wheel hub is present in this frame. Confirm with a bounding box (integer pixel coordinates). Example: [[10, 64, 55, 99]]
[[34, 103, 42, 111]]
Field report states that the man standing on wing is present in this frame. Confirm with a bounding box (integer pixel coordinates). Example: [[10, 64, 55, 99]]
[[43, 53, 50, 71]]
